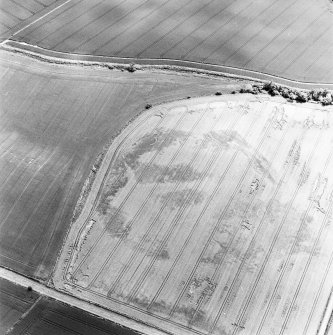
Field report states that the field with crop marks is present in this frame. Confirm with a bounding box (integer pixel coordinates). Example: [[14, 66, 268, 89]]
[[54, 95, 333, 335], [9, 0, 333, 83], [0, 49, 240, 281], [1, 1, 332, 333]]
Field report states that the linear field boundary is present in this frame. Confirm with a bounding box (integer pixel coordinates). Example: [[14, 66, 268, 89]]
[[1, 40, 333, 90]]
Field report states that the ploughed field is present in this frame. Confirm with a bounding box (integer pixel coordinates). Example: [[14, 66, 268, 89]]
[[55, 96, 333, 335], [0, 49, 238, 281], [8, 296, 139, 335], [9, 0, 333, 83]]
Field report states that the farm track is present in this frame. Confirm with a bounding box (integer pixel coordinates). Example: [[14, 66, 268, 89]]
[[3, 40, 333, 90]]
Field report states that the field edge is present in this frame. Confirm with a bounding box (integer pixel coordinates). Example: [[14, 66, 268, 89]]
[[2, 40, 333, 90]]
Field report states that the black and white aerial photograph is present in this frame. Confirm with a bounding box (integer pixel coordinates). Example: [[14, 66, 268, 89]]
[[0, 0, 332, 334]]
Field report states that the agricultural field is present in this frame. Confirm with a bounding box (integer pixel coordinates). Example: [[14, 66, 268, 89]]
[[0, 0, 62, 39], [0, 278, 39, 334], [54, 95, 333, 335], [0, 49, 241, 281], [8, 0, 333, 83], [8, 296, 139, 335], [1, 1, 332, 334]]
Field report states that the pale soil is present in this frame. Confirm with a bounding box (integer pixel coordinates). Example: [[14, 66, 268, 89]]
[[54, 95, 333, 335]]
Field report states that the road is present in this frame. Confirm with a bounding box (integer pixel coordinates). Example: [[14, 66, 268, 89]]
[[1, 265, 331, 335], [0, 267, 165, 335]]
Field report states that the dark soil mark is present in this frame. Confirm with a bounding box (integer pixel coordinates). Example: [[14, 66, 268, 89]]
[[125, 133, 159, 169], [97, 171, 128, 215], [294, 225, 313, 254], [252, 153, 275, 183], [104, 207, 130, 238], [148, 299, 168, 313], [142, 163, 202, 184], [209, 129, 275, 182], [148, 299, 208, 326], [131, 295, 150, 309], [147, 247, 169, 260], [124, 129, 186, 170], [159, 188, 204, 209], [187, 277, 216, 298], [201, 248, 226, 265], [208, 130, 249, 150], [189, 309, 207, 327], [176, 305, 204, 322]]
